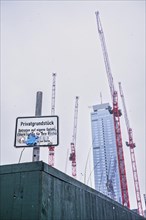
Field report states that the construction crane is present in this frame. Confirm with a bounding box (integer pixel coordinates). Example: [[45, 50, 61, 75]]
[[95, 11, 130, 208], [48, 73, 56, 167], [144, 194, 146, 209], [69, 96, 79, 178], [119, 82, 144, 216], [106, 157, 117, 200], [144, 194, 146, 217]]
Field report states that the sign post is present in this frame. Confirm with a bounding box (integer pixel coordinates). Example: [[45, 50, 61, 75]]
[[14, 91, 59, 162], [33, 91, 42, 161]]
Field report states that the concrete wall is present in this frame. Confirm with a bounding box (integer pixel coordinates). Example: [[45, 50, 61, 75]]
[[0, 161, 145, 220]]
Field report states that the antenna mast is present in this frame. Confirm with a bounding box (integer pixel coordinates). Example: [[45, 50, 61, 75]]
[[100, 92, 102, 104]]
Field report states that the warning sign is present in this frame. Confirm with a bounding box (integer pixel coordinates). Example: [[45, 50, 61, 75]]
[[14, 116, 59, 147]]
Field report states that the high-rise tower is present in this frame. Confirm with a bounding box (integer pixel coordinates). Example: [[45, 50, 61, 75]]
[[91, 103, 122, 204]]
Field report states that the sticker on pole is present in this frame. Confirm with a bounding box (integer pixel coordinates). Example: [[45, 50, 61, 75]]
[[14, 116, 59, 147]]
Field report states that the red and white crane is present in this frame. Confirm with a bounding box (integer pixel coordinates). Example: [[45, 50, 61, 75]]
[[119, 82, 143, 216], [69, 96, 79, 178], [48, 72, 56, 167], [95, 11, 130, 207]]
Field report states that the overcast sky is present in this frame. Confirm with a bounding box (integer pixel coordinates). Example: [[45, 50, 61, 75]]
[[1, 0, 145, 210]]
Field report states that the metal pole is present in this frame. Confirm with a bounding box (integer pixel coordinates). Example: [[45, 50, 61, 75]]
[[32, 91, 43, 162]]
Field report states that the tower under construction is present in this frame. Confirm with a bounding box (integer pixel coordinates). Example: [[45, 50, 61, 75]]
[[91, 103, 122, 204]]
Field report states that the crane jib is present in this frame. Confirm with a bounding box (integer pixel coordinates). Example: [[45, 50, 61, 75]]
[[95, 11, 130, 208]]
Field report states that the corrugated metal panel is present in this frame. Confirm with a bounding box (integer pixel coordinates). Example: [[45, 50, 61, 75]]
[[0, 161, 145, 220]]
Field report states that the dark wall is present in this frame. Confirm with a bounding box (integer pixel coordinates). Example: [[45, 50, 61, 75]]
[[0, 161, 145, 220]]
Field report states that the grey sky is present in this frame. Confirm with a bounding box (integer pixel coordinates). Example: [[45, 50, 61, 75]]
[[1, 1, 145, 209]]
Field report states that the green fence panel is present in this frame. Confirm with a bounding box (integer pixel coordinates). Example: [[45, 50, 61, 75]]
[[0, 161, 145, 220]]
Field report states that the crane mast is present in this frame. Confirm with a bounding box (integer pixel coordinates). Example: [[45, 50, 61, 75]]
[[119, 82, 144, 216], [48, 72, 56, 167], [95, 11, 130, 207], [144, 194, 146, 216], [106, 157, 117, 200], [144, 194, 146, 208], [69, 96, 79, 178]]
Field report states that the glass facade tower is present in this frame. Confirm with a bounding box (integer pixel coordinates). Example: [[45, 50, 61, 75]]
[[91, 103, 122, 204]]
